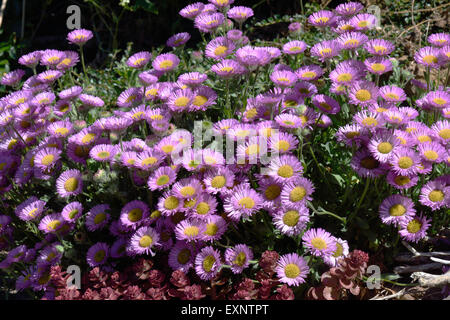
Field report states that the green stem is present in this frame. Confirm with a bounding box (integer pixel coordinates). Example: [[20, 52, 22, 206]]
[[79, 45, 87, 78], [307, 201, 346, 224], [348, 177, 370, 223], [425, 66, 430, 92]]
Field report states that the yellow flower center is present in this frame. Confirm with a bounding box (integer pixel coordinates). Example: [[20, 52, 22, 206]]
[[174, 96, 190, 107], [319, 48, 332, 56], [311, 237, 327, 250], [276, 140, 291, 152], [337, 73, 352, 82], [220, 66, 234, 73], [300, 71, 316, 79], [161, 145, 174, 154], [202, 255, 216, 272], [47, 220, 61, 231], [68, 209, 79, 219], [183, 226, 199, 237], [159, 60, 174, 69], [283, 210, 300, 227], [371, 63, 386, 72], [196, 202, 210, 215], [139, 235, 153, 247], [438, 129, 450, 140], [245, 144, 260, 156], [265, 184, 281, 200], [94, 213, 107, 224], [211, 176, 226, 189], [290, 186, 306, 202], [373, 45, 387, 54], [142, 157, 158, 166], [424, 150, 438, 161], [205, 223, 218, 236], [96, 151, 110, 159], [214, 45, 228, 56], [377, 142, 393, 154], [156, 175, 170, 186], [428, 190, 444, 202], [389, 204, 406, 216], [177, 248, 191, 264], [233, 252, 247, 266], [55, 128, 69, 136], [193, 95, 208, 106], [277, 165, 294, 178], [94, 250, 106, 263], [432, 98, 446, 105], [357, 20, 368, 28], [164, 196, 179, 210], [407, 219, 422, 233], [238, 197, 255, 209], [332, 243, 344, 258], [417, 135, 431, 143], [128, 208, 143, 222], [81, 133, 96, 144], [355, 89, 372, 101], [385, 93, 399, 100], [394, 175, 410, 186], [344, 39, 359, 46], [398, 156, 413, 169], [284, 263, 300, 278], [180, 186, 196, 197], [64, 177, 79, 192], [423, 55, 437, 64], [41, 154, 55, 166]]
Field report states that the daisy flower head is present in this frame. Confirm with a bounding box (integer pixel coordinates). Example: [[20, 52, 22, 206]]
[[31, 91, 55, 107], [67, 29, 93, 46], [56, 50, 79, 70], [18, 51, 42, 68], [310, 40, 342, 61], [168, 241, 195, 272], [211, 59, 246, 78], [58, 85, 83, 100], [351, 148, 387, 178], [194, 12, 225, 33], [302, 228, 337, 258], [205, 36, 235, 60], [126, 51, 151, 69], [158, 191, 182, 216], [86, 242, 109, 267], [427, 33, 450, 47], [33, 147, 61, 172], [269, 131, 298, 154], [335, 2, 364, 16], [89, 144, 118, 162], [227, 29, 243, 41], [15, 197, 46, 221], [167, 32, 191, 48], [120, 200, 149, 229], [273, 205, 309, 237], [386, 171, 419, 190], [203, 167, 235, 194], [147, 166, 176, 191], [270, 70, 297, 88], [202, 214, 227, 242], [56, 169, 82, 198], [399, 214, 432, 243], [38, 213, 64, 234], [274, 113, 302, 129], [227, 6, 254, 24], [294, 81, 318, 98], [295, 65, 324, 82], [47, 120, 74, 138], [367, 132, 400, 163], [431, 120, 450, 144], [417, 141, 446, 163], [61, 201, 83, 222], [312, 94, 341, 114], [280, 177, 315, 208], [178, 72, 208, 88], [194, 246, 222, 281], [364, 39, 395, 56], [85, 204, 110, 231], [188, 194, 218, 220], [323, 237, 349, 267], [414, 46, 442, 69], [353, 110, 383, 130], [338, 32, 368, 50], [1, 69, 25, 86], [174, 218, 205, 243], [419, 180, 449, 211], [350, 13, 378, 31], [225, 244, 253, 274], [152, 53, 180, 72], [308, 10, 335, 28], [138, 71, 158, 86], [276, 253, 309, 286], [223, 184, 263, 221], [267, 154, 303, 183], [389, 147, 421, 176], [129, 226, 160, 256], [364, 56, 393, 75], [167, 88, 194, 112], [172, 178, 203, 199], [179, 2, 205, 19], [379, 194, 416, 226], [333, 18, 355, 34], [282, 40, 307, 55], [236, 46, 272, 68], [439, 45, 450, 64], [330, 65, 359, 86], [379, 85, 407, 103], [40, 49, 65, 67], [79, 93, 104, 108], [349, 81, 379, 106], [425, 90, 450, 109]]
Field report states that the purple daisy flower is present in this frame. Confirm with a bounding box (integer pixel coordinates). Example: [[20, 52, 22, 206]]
[[38, 213, 63, 234], [56, 169, 82, 198], [227, 6, 254, 24], [178, 72, 208, 88], [280, 177, 315, 208], [425, 90, 450, 109], [172, 178, 203, 199], [310, 40, 342, 61], [138, 71, 158, 85], [236, 45, 271, 68], [417, 141, 446, 163], [18, 51, 42, 68], [338, 32, 368, 50], [364, 39, 395, 56], [56, 51, 79, 70], [148, 166, 177, 191], [282, 40, 307, 55], [274, 113, 302, 129], [431, 120, 450, 144], [58, 85, 83, 100], [379, 85, 407, 103], [414, 46, 442, 69], [312, 94, 341, 114], [350, 13, 377, 31], [167, 32, 191, 48], [15, 197, 46, 221], [202, 215, 227, 242], [399, 214, 432, 243], [367, 133, 400, 163], [31, 91, 55, 107], [329, 65, 359, 85], [85, 204, 110, 231], [40, 49, 65, 67], [194, 12, 225, 33], [47, 120, 74, 138], [117, 87, 143, 108], [203, 167, 235, 194], [127, 51, 151, 69], [188, 194, 218, 220], [294, 81, 318, 97], [335, 2, 364, 16], [364, 56, 393, 75], [273, 205, 309, 237], [158, 191, 182, 216], [269, 131, 298, 154], [379, 194, 416, 226], [120, 200, 149, 229], [205, 36, 235, 60], [270, 70, 298, 88], [295, 65, 325, 82], [168, 241, 195, 272], [1, 69, 25, 86], [323, 237, 350, 267], [428, 33, 450, 47], [308, 10, 335, 27], [389, 147, 420, 176], [211, 59, 246, 78], [79, 93, 104, 107], [223, 184, 263, 221], [67, 29, 93, 45], [174, 219, 206, 242], [349, 81, 379, 106], [152, 53, 180, 72], [61, 201, 83, 222], [129, 226, 160, 256], [194, 246, 222, 281], [224, 244, 253, 274], [89, 144, 118, 162], [302, 228, 337, 258], [276, 253, 309, 287], [351, 148, 386, 178], [419, 180, 449, 211], [34, 147, 61, 172], [179, 2, 205, 19], [267, 154, 303, 183], [86, 242, 109, 267]]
